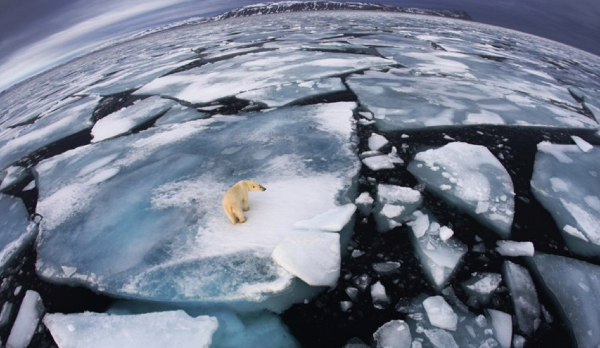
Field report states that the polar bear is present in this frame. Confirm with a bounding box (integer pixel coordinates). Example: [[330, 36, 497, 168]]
[[222, 180, 266, 224]]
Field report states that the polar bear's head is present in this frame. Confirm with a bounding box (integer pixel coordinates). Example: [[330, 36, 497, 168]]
[[244, 180, 266, 191]]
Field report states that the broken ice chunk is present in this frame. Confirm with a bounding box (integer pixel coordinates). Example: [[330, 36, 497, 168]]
[[531, 142, 600, 256], [6, 290, 44, 348], [272, 231, 340, 287], [91, 97, 175, 142], [343, 337, 370, 348], [43, 310, 218, 348], [529, 253, 600, 348], [503, 261, 540, 336], [372, 261, 401, 275], [340, 301, 353, 312], [438, 226, 454, 241], [293, 204, 356, 232], [571, 136, 593, 153], [0, 302, 13, 327], [0, 166, 28, 192], [495, 241, 534, 257], [424, 328, 458, 348], [373, 320, 412, 348], [462, 273, 502, 306], [408, 142, 515, 238], [368, 133, 389, 151], [362, 155, 396, 171], [371, 281, 390, 309], [423, 295, 458, 331], [374, 184, 422, 232], [409, 211, 467, 291], [355, 192, 374, 216], [487, 309, 512, 348]]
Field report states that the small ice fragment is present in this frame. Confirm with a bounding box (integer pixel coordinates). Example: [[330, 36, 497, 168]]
[[362, 155, 395, 171], [410, 212, 429, 238], [371, 281, 390, 309], [496, 241, 535, 257], [345, 287, 359, 301], [423, 296, 458, 331], [424, 328, 458, 348], [341, 301, 353, 312], [355, 192, 374, 215], [439, 226, 454, 241], [372, 261, 401, 275]]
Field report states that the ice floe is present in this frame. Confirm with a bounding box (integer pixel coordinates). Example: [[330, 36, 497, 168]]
[[34, 102, 359, 310], [43, 310, 218, 348], [408, 142, 514, 237], [487, 309, 512, 348], [529, 253, 600, 348], [0, 195, 37, 272], [503, 261, 540, 336], [531, 142, 600, 256], [135, 49, 391, 104], [6, 290, 44, 348], [0, 96, 99, 170], [346, 69, 597, 132], [237, 78, 346, 107], [91, 96, 176, 142], [496, 240, 534, 257]]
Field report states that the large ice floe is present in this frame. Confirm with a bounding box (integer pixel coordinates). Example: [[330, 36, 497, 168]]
[[529, 253, 600, 348], [531, 141, 600, 256], [408, 142, 515, 237], [34, 101, 359, 310]]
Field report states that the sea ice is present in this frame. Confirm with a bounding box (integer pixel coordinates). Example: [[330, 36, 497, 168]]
[[0, 302, 13, 327], [237, 78, 346, 107], [408, 142, 515, 238], [571, 136, 593, 153], [408, 211, 467, 291], [503, 261, 540, 336], [495, 241, 534, 257], [529, 253, 600, 348], [34, 102, 359, 310], [0, 166, 28, 192], [373, 184, 422, 232], [362, 154, 396, 171], [272, 231, 341, 287], [91, 96, 176, 142], [372, 261, 401, 275], [423, 296, 458, 331], [6, 290, 44, 348], [531, 142, 600, 256], [0, 195, 37, 272], [135, 49, 392, 104], [43, 310, 218, 348], [154, 104, 209, 126], [487, 309, 512, 348], [0, 96, 99, 170], [373, 320, 412, 348]]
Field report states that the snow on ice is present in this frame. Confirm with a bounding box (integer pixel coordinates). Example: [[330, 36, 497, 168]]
[[408, 142, 515, 237], [373, 184, 422, 232]]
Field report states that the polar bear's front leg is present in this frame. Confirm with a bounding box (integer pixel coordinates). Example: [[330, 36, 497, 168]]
[[242, 195, 249, 211], [233, 205, 246, 223]]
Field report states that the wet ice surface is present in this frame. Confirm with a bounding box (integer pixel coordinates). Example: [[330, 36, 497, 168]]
[[0, 7, 600, 348]]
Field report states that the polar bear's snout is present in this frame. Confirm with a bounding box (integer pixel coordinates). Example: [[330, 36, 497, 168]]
[[259, 185, 266, 191]]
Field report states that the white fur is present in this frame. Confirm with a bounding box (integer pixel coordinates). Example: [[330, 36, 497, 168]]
[[222, 180, 266, 224]]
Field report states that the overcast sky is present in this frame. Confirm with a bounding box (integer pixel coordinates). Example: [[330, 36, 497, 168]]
[[0, 0, 598, 92]]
